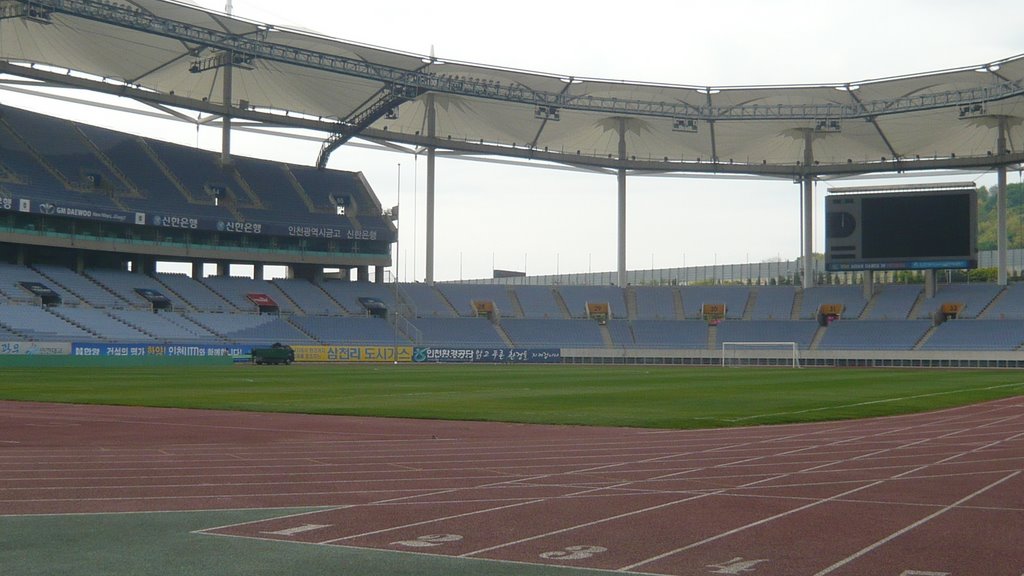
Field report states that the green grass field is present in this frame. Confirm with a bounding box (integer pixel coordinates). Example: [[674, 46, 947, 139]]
[[3, 364, 1024, 428]]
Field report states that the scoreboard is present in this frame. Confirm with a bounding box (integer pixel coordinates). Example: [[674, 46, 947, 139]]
[[825, 183, 977, 271]]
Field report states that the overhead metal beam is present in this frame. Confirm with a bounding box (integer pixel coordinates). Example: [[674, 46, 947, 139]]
[[19, 0, 1024, 124], [316, 83, 422, 168], [4, 61, 1024, 179]]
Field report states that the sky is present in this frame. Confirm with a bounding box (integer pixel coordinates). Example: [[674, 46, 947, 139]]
[[4, 0, 1024, 281]]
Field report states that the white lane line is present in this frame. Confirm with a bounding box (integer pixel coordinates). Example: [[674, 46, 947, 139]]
[[459, 415, 968, 559], [724, 382, 1024, 422], [811, 470, 1021, 576], [619, 418, 1024, 572]]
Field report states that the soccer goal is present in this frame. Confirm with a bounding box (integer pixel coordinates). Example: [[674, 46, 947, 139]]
[[721, 341, 801, 368]]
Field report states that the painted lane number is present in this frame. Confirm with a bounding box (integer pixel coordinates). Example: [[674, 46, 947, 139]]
[[540, 545, 608, 561], [392, 534, 463, 548]]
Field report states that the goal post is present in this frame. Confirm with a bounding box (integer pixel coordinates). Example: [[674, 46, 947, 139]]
[[721, 341, 800, 368]]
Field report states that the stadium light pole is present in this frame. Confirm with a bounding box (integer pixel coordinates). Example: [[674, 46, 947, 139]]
[[393, 162, 401, 364], [998, 117, 1009, 286]]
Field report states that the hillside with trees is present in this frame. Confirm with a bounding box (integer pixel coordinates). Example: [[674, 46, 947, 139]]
[[978, 181, 1024, 251]]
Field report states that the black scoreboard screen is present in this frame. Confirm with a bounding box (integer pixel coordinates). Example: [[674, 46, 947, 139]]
[[825, 184, 977, 271]]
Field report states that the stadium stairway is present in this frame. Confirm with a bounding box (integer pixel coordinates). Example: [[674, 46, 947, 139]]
[[913, 324, 940, 350], [0, 116, 73, 192], [859, 290, 879, 319], [288, 318, 320, 344], [435, 288, 460, 317], [906, 290, 930, 321], [280, 167, 319, 213], [978, 286, 1008, 318], [46, 308, 103, 342], [552, 289, 572, 319], [742, 289, 757, 320], [506, 288, 526, 318], [227, 166, 265, 209], [624, 287, 638, 320], [138, 138, 199, 205], [791, 290, 804, 320], [809, 325, 828, 350], [72, 124, 144, 201], [493, 321, 515, 347], [673, 289, 685, 320]]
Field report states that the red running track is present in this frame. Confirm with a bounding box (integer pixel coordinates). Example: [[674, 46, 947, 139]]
[[1, 399, 1023, 575]]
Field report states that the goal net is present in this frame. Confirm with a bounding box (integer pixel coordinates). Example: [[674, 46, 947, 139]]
[[721, 341, 800, 368]]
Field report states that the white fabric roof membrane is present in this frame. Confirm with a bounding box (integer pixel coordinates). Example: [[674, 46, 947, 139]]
[[1, 0, 1022, 177]]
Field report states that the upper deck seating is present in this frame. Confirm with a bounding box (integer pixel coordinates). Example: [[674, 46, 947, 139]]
[[319, 281, 398, 315], [399, 283, 457, 317], [436, 284, 518, 317], [556, 285, 628, 319], [981, 282, 1024, 319], [633, 286, 679, 320], [749, 286, 797, 320], [145, 140, 238, 217], [800, 286, 868, 319], [680, 286, 751, 319], [0, 107, 122, 201], [863, 284, 921, 319], [916, 283, 1003, 319], [512, 286, 565, 319]]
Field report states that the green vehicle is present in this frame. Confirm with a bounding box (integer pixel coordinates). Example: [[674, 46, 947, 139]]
[[250, 343, 295, 365]]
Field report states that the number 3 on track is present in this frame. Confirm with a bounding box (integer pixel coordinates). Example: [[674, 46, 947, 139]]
[[540, 545, 607, 561]]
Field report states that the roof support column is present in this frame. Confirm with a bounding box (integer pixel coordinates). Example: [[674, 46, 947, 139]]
[[617, 118, 627, 288], [424, 93, 437, 285], [801, 131, 815, 289], [221, 60, 232, 163], [997, 117, 1009, 286]]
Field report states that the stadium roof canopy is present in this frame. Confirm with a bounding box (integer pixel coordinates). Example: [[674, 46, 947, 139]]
[[2, 0, 1024, 179]]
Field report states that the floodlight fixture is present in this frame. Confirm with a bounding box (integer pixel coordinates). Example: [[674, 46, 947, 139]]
[[1, 2, 53, 23], [535, 106, 559, 121], [814, 119, 841, 133], [672, 118, 698, 133], [189, 51, 255, 73], [421, 45, 445, 65], [958, 103, 986, 118]]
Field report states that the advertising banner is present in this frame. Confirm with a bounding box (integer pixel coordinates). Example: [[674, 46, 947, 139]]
[[412, 347, 561, 364], [71, 343, 250, 359], [292, 345, 412, 363], [0, 342, 71, 355]]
